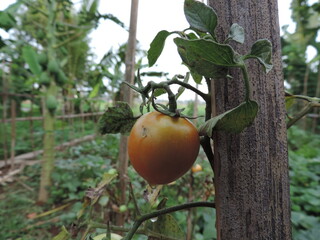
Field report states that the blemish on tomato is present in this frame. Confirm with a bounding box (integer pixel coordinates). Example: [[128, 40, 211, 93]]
[[142, 126, 148, 137]]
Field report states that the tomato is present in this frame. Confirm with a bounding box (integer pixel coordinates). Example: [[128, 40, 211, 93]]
[[128, 111, 200, 185], [191, 164, 203, 173]]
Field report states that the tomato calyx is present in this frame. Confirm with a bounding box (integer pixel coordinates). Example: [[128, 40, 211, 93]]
[[123, 73, 208, 119]]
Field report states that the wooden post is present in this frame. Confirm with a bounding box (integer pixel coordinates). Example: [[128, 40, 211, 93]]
[[208, 0, 291, 239], [117, 0, 139, 226], [30, 94, 36, 158], [80, 99, 85, 134], [10, 100, 16, 169], [1, 70, 9, 166]]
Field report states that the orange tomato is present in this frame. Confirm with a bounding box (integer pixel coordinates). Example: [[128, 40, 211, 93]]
[[128, 111, 200, 185], [191, 164, 203, 173]]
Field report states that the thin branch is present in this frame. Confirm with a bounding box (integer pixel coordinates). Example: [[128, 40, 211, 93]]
[[168, 78, 210, 102], [123, 201, 215, 240], [129, 182, 141, 216], [287, 102, 320, 128], [201, 78, 215, 171], [290, 94, 320, 103], [200, 136, 214, 171]]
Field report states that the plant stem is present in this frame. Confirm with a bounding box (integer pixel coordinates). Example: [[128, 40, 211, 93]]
[[241, 65, 251, 101], [164, 85, 177, 113], [287, 102, 320, 128], [200, 78, 215, 171], [123, 201, 215, 240], [129, 76, 209, 103], [129, 182, 141, 216], [286, 93, 320, 103], [169, 78, 210, 102]]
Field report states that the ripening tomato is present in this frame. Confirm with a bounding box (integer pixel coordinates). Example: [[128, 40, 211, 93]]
[[128, 111, 200, 185], [191, 164, 203, 173]]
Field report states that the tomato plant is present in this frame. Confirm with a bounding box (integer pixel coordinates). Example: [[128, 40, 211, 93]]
[[128, 111, 200, 185], [94, 0, 274, 239]]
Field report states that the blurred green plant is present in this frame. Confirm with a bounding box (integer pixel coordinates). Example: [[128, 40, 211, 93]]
[[288, 126, 320, 240]]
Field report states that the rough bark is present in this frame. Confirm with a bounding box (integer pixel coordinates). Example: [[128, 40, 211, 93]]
[[208, 0, 291, 239]]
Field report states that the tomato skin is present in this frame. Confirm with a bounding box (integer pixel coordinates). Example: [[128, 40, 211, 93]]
[[128, 111, 200, 185]]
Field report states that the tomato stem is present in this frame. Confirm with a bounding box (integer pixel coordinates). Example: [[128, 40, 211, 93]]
[[241, 65, 251, 102], [123, 201, 215, 240]]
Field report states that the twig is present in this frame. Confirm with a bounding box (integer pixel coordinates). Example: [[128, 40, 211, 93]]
[[16, 179, 34, 192], [129, 182, 141, 216], [123, 201, 215, 240], [287, 102, 320, 128]]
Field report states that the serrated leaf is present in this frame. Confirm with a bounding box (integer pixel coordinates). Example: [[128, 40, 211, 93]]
[[199, 100, 258, 137], [184, 0, 217, 38], [98, 102, 138, 134], [22, 46, 42, 76], [244, 39, 273, 73], [146, 214, 185, 240], [175, 38, 238, 78], [52, 226, 70, 240], [148, 30, 171, 67], [228, 23, 245, 44]]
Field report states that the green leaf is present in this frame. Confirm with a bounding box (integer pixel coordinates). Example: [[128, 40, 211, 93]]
[[0, 36, 5, 49], [228, 23, 245, 44], [154, 88, 167, 97], [22, 46, 42, 76], [52, 226, 70, 240], [89, 82, 101, 98], [178, 45, 227, 79], [184, 0, 218, 38], [98, 102, 138, 134], [148, 30, 171, 67], [174, 38, 241, 67], [0, 11, 16, 31], [190, 70, 202, 84], [244, 39, 273, 73], [199, 100, 258, 137], [145, 214, 185, 240], [174, 38, 239, 78]]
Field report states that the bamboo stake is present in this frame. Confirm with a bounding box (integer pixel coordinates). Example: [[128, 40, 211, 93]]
[[10, 100, 16, 169], [1, 65, 8, 166]]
